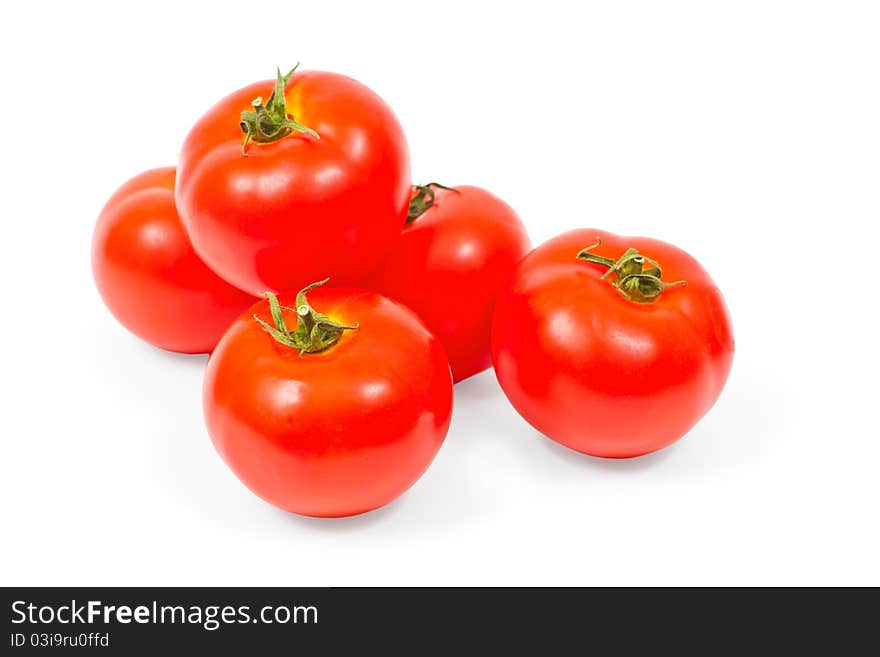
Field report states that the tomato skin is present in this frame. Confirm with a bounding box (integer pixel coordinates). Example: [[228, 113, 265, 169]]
[[491, 229, 734, 458], [363, 185, 530, 382], [91, 167, 256, 354], [204, 288, 453, 517], [176, 70, 411, 296]]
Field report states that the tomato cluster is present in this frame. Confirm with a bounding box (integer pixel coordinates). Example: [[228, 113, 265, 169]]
[[92, 65, 733, 518]]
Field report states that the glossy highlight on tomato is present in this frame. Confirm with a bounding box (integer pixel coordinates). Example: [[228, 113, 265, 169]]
[[91, 167, 256, 353], [204, 282, 454, 517], [176, 67, 411, 296], [364, 184, 530, 382], [491, 229, 734, 458]]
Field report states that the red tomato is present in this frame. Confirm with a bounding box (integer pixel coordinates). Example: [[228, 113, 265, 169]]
[[491, 229, 734, 458], [363, 184, 530, 382], [204, 280, 453, 517], [92, 167, 256, 353], [176, 67, 411, 296]]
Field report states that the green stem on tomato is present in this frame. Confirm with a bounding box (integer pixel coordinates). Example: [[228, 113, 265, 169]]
[[576, 237, 686, 303], [406, 182, 459, 224], [254, 279, 357, 355], [239, 65, 320, 155]]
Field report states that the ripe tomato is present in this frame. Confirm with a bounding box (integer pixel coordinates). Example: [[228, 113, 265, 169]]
[[363, 184, 530, 382], [491, 229, 734, 458], [176, 66, 411, 296], [204, 280, 453, 517], [92, 167, 256, 353]]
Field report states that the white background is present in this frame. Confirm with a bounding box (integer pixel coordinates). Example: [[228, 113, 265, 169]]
[[1, 0, 878, 586]]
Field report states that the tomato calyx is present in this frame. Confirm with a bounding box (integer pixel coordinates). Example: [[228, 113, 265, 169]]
[[577, 237, 686, 303], [406, 182, 459, 224], [254, 279, 357, 355], [239, 65, 320, 155]]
